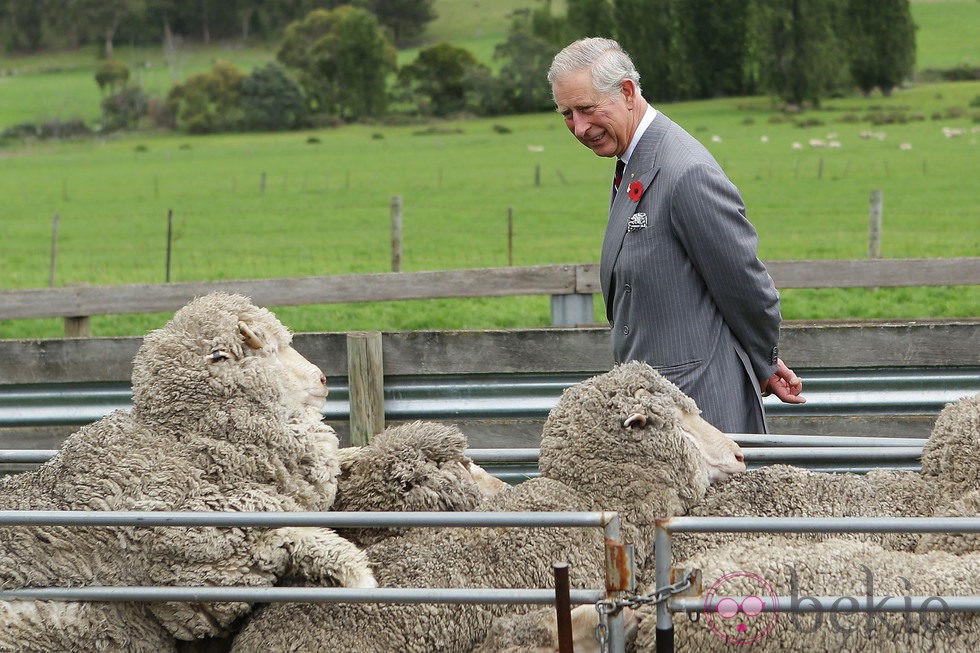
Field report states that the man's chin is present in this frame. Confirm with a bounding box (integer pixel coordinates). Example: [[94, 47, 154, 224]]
[[589, 142, 616, 158]]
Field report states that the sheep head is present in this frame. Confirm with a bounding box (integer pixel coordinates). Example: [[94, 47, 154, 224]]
[[920, 393, 980, 499], [130, 292, 329, 431], [539, 362, 745, 520], [333, 421, 505, 546]]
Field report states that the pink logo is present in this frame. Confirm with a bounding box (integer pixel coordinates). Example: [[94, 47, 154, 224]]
[[703, 570, 779, 645]]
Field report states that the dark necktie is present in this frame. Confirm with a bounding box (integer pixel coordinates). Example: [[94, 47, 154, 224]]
[[613, 159, 625, 193]]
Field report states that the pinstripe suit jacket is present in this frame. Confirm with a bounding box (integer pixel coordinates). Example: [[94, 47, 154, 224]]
[[600, 112, 781, 433]]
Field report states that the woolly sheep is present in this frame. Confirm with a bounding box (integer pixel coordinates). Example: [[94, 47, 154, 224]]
[[0, 293, 374, 652], [634, 538, 980, 651], [332, 420, 508, 546], [471, 604, 637, 653], [670, 392, 980, 563], [670, 465, 938, 562], [916, 392, 980, 555], [919, 392, 980, 500], [230, 361, 746, 652]]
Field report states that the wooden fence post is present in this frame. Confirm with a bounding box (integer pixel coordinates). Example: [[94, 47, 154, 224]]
[[347, 331, 385, 446], [869, 190, 883, 259], [507, 207, 514, 266], [391, 195, 403, 273], [63, 316, 90, 338], [165, 209, 174, 282], [49, 212, 59, 288]]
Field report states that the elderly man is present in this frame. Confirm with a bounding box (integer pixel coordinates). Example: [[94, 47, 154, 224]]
[[548, 37, 804, 433]]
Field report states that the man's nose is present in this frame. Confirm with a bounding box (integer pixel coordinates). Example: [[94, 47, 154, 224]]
[[570, 113, 590, 137]]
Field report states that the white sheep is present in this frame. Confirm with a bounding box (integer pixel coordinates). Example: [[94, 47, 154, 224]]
[[184, 419, 510, 653], [332, 420, 508, 546], [634, 538, 980, 651], [229, 361, 746, 652], [0, 293, 374, 651], [670, 392, 980, 563], [471, 604, 638, 653], [916, 392, 980, 555]]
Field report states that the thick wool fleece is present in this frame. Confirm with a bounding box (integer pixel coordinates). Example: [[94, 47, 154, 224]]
[[231, 362, 714, 653], [332, 421, 487, 546], [0, 602, 177, 653], [635, 539, 980, 652], [671, 465, 939, 564], [920, 393, 980, 501], [670, 393, 980, 566], [917, 489, 980, 556], [0, 293, 369, 650]]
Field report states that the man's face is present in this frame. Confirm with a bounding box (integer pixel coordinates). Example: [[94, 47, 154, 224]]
[[552, 69, 635, 159]]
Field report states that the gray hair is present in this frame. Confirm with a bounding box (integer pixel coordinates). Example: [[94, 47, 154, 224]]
[[547, 37, 642, 98]]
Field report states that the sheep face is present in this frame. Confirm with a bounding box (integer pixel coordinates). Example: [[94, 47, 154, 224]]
[[131, 293, 329, 429], [676, 405, 746, 483], [540, 362, 745, 518]]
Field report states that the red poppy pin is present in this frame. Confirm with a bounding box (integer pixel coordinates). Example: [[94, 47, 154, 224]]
[[627, 180, 643, 202]]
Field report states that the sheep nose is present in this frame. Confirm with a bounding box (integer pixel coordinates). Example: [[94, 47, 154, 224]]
[[319, 372, 327, 387], [734, 449, 745, 464]]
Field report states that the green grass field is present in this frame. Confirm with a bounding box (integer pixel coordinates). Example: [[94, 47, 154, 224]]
[[0, 1, 977, 339]]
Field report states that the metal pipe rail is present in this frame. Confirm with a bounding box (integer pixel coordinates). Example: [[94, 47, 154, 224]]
[[675, 596, 980, 614], [0, 509, 616, 529], [653, 516, 980, 652], [1, 368, 974, 430], [0, 509, 628, 652], [0, 438, 928, 468], [0, 585, 605, 605]]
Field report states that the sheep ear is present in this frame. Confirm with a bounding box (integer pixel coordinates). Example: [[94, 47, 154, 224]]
[[239, 321, 265, 349]]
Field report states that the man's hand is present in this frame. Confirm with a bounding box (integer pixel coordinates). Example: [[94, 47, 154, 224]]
[[761, 358, 806, 404]]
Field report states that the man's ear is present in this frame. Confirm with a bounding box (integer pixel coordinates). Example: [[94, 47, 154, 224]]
[[621, 79, 637, 106]]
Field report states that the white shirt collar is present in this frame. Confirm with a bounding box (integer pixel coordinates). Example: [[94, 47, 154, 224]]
[[620, 105, 657, 167]]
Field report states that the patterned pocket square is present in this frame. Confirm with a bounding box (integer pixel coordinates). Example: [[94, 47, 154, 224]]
[[627, 212, 648, 232]]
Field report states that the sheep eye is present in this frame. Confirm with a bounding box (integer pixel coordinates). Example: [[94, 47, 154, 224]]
[[206, 349, 231, 363], [400, 480, 414, 492]]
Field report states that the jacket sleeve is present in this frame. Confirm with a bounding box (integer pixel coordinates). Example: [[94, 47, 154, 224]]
[[668, 162, 781, 382]]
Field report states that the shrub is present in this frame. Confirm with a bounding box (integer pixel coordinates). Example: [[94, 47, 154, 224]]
[[167, 61, 245, 134], [101, 86, 148, 131], [240, 63, 307, 132], [95, 60, 130, 95]]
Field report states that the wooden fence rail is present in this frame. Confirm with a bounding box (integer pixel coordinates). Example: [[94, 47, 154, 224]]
[[1, 258, 977, 336]]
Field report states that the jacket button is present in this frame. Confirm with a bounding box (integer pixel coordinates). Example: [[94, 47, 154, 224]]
[[622, 325, 630, 335], [624, 283, 631, 293]]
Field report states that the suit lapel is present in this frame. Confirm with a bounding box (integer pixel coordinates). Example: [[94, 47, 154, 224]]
[[599, 113, 671, 305]]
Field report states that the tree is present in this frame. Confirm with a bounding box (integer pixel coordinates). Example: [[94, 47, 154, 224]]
[[844, 0, 915, 96], [397, 43, 487, 116], [676, 0, 751, 98], [69, 0, 145, 58], [0, 0, 44, 52], [166, 61, 245, 133], [370, 0, 436, 46], [240, 62, 308, 130], [747, 0, 849, 106], [565, 0, 614, 40], [277, 6, 396, 120], [613, 0, 693, 101], [487, 10, 561, 114]]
